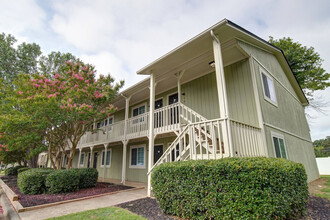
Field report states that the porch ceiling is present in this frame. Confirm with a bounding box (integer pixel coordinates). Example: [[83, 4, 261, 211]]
[[112, 39, 248, 109]]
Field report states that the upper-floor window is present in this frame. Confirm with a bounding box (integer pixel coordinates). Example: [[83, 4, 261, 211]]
[[132, 104, 146, 124], [271, 132, 287, 159], [168, 93, 178, 105], [261, 71, 277, 105]]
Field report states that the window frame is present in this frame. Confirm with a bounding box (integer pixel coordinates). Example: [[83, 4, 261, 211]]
[[100, 149, 112, 168], [260, 68, 278, 107], [155, 98, 163, 110], [131, 103, 147, 125], [106, 116, 114, 132], [129, 145, 146, 169], [167, 92, 179, 106], [271, 131, 288, 159], [79, 152, 85, 167]]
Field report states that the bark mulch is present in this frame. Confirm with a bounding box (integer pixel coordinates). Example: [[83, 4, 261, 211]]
[[303, 195, 330, 220], [119, 196, 330, 220], [0, 176, 132, 207], [117, 197, 175, 220]]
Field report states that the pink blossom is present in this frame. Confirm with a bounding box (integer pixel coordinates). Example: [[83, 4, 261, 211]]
[[74, 84, 79, 88], [33, 83, 41, 88], [18, 91, 23, 95]]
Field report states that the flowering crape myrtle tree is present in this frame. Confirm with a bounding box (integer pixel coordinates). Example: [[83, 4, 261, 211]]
[[9, 61, 123, 169]]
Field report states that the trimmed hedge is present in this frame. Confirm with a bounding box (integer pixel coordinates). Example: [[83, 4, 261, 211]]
[[152, 157, 308, 220], [45, 170, 80, 194], [17, 167, 30, 174], [72, 168, 98, 188], [5, 166, 26, 176], [17, 168, 54, 195]]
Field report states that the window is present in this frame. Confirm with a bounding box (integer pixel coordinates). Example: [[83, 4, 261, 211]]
[[261, 71, 277, 105], [106, 116, 114, 131], [132, 104, 146, 124], [155, 99, 163, 109], [130, 145, 145, 168], [271, 132, 287, 159], [101, 149, 111, 167], [80, 153, 85, 166], [168, 93, 178, 105]]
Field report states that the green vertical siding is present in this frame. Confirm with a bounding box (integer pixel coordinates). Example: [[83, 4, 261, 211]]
[[181, 72, 220, 119], [225, 60, 258, 127], [239, 40, 319, 182]]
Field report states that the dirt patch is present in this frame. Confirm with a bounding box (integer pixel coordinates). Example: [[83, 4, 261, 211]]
[[0, 176, 132, 207], [117, 197, 176, 220], [308, 178, 327, 195]]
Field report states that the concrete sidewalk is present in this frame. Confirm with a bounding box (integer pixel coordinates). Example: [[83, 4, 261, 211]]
[[19, 188, 147, 220]]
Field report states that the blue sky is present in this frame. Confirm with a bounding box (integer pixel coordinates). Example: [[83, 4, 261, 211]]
[[0, 0, 329, 140]]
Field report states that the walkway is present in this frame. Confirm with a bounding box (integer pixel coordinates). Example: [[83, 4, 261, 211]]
[[19, 188, 147, 220]]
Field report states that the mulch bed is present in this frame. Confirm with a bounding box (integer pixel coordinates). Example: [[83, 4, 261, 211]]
[[0, 176, 132, 207], [117, 197, 175, 220], [303, 195, 330, 220], [119, 196, 330, 220]]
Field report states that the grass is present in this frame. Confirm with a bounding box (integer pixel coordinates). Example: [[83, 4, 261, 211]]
[[46, 207, 146, 220], [316, 175, 330, 200], [0, 170, 4, 176]]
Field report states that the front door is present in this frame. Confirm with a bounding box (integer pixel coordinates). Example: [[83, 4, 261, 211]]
[[93, 152, 98, 168], [154, 145, 163, 164], [87, 153, 91, 168]]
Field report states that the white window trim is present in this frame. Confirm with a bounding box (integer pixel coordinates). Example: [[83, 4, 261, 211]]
[[131, 103, 147, 117], [167, 91, 179, 106], [129, 144, 146, 169], [107, 116, 114, 132], [271, 131, 288, 159], [100, 148, 112, 168], [260, 68, 278, 107], [154, 97, 164, 109], [79, 152, 85, 167]]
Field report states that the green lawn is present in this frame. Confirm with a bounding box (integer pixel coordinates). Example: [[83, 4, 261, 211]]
[[46, 207, 146, 220], [316, 175, 330, 200]]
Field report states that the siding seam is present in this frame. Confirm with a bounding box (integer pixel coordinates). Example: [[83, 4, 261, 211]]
[[264, 123, 312, 143]]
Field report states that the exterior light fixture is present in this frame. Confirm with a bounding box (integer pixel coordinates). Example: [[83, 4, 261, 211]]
[[209, 61, 215, 68]]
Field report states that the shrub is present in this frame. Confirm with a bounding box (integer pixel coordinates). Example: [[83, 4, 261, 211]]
[[46, 169, 80, 194], [17, 168, 54, 195], [72, 168, 98, 188], [152, 157, 308, 220], [17, 167, 30, 174], [5, 166, 25, 176]]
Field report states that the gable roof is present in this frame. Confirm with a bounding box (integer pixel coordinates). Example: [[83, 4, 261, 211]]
[[135, 19, 308, 105]]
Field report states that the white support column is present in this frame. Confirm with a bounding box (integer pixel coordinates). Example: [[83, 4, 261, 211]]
[[147, 72, 155, 197], [103, 144, 108, 182], [121, 141, 128, 184], [211, 30, 234, 157], [176, 71, 184, 157], [89, 146, 94, 168], [121, 95, 131, 185], [77, 148, 82, 168]]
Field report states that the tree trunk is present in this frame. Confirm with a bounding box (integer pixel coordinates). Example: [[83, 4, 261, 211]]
[[28, 155, 38, 168]]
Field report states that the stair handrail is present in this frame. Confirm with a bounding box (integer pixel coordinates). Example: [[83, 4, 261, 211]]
[[148, 124, 190, 174]]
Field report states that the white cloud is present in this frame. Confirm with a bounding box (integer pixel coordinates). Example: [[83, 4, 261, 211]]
[[0, 0, 45, 35], [80, 52, 146, 88]]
